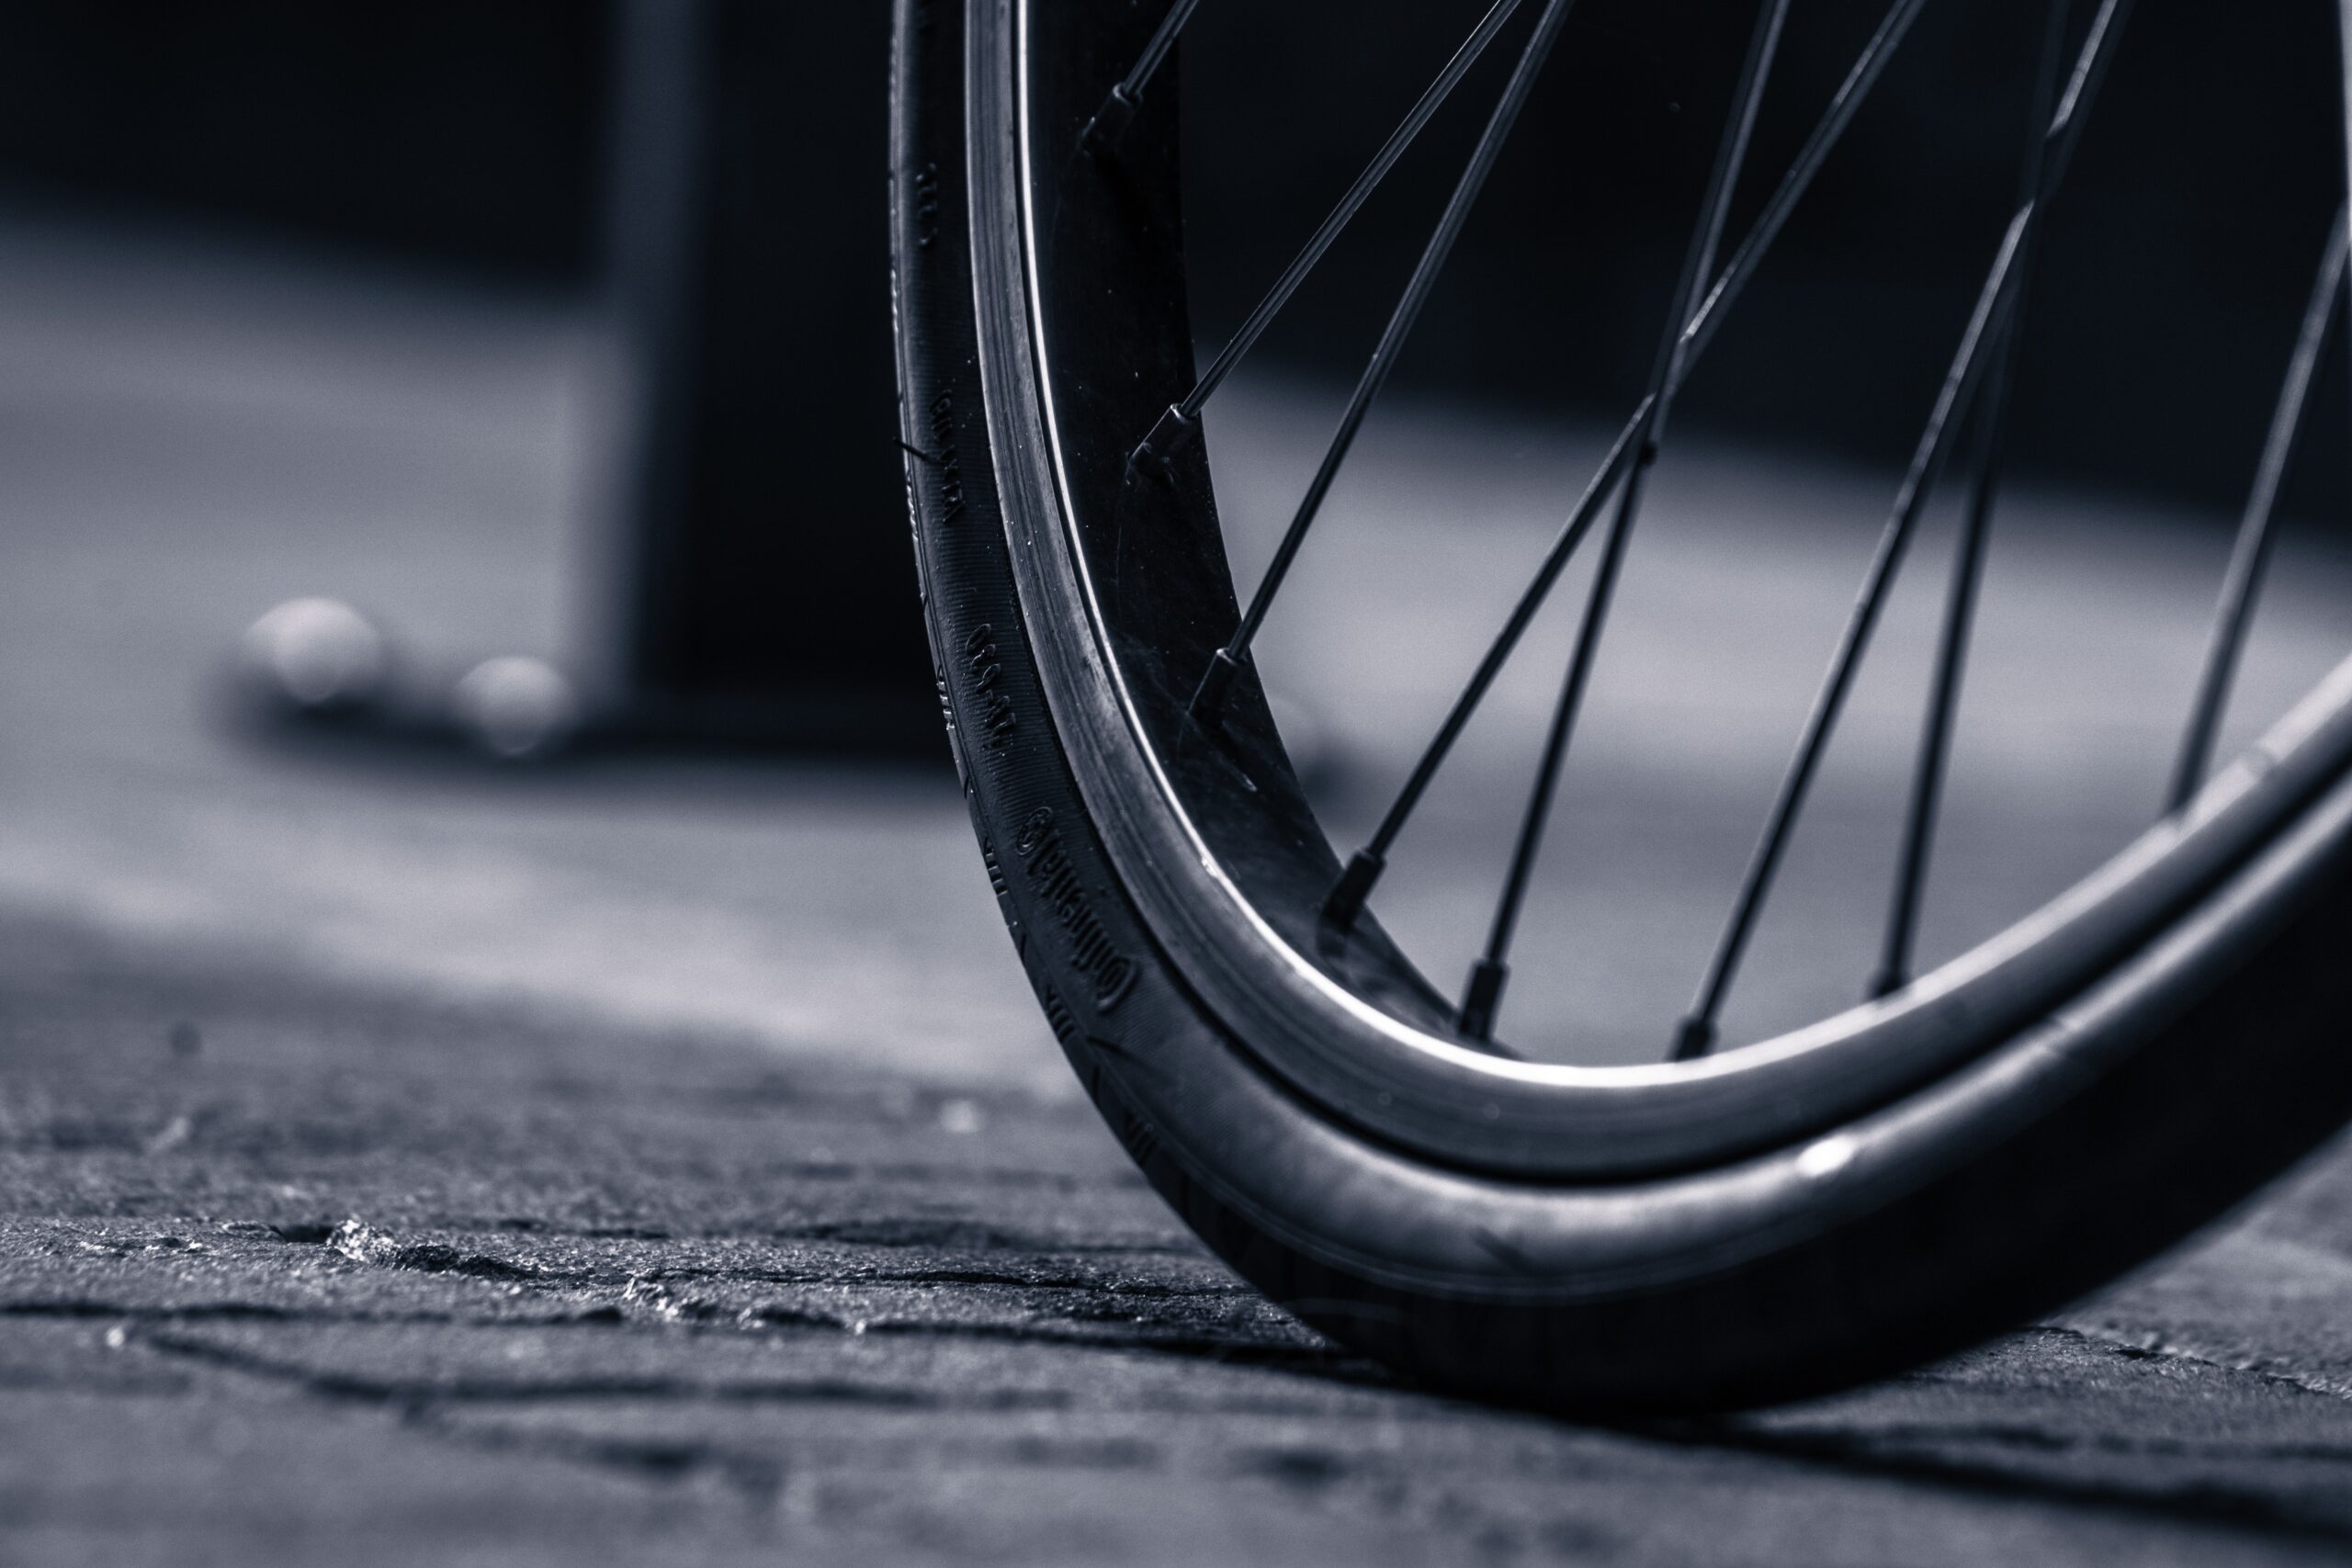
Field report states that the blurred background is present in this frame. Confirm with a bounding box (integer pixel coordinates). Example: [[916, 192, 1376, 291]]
[[1, 0, 2347, 1069]]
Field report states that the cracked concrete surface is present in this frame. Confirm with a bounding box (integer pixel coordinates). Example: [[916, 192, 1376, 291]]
[[7, 912, 2352, 1566]]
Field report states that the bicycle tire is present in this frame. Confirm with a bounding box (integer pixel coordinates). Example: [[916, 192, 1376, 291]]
[[890, 0, 2352, 1411]]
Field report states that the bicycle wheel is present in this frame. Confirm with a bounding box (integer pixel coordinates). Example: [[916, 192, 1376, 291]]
[[890, 0, 2352, 1411]]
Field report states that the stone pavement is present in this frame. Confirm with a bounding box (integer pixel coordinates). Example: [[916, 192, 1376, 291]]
[[8, 908, 2352, 1567], [12, 203, 2352, 1566]]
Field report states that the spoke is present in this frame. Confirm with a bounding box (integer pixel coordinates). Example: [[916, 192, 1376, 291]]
[[1133, 0, 1527, 477], [1871, 0, 2074, 1002], [1671, 0, 2136, 1063], [1325, 404, 1649, 922], [1190, 0, 1578, 719], [2166, 211, 2349, 814], [1674, 0, 1933, 374], [2340, 4, 2352, 260], [1458, 0, 1790, 1044], [1326, 0, 1935, 928], [1083, 0, 1204, 147]]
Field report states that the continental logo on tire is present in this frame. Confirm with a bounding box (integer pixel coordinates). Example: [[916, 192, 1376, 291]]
[[962, 625, 1016, 751], [1013, 807, 1136, 1010]]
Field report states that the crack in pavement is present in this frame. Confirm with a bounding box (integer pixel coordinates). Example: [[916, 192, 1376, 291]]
[[0, 1294, 1364, 1378], [134, 1326, 1080, 1413], [50, 1299, 2352, 1547], [2067, 1322, 2352, 1403]]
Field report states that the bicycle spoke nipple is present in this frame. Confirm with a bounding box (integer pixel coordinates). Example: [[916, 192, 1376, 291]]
[[1125, 403, 1198, 486], [1081, 85, 1141, 152], [1459, 958, 1509, 1043], [1188, 647, 1243, 724], [1669, 1014, 1716, 1062], [1322, 849, 1386, 929]]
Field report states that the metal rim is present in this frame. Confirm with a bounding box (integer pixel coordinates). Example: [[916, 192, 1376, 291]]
[[973, 0, 2352, 1179]]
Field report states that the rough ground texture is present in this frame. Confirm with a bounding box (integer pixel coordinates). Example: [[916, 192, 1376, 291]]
[[8, 910, 2352, 1568], [11, 207, 2352, 1565]]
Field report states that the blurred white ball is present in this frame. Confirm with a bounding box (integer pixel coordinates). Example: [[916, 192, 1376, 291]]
[[241, 597, 388, 713], [453, 656, 581, 761]]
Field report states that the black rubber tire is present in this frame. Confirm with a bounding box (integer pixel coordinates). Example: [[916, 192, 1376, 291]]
[[890, 0, 2352, 1412]]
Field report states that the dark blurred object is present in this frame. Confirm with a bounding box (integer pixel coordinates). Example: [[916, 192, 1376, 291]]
[[602, 0, 933, 751], [2, 0, 2341, 517], [0, 1, 605, 278], [0, 0, 2342, 750], [0, 0, 934, 757], [1180, 0, 2351, 515]]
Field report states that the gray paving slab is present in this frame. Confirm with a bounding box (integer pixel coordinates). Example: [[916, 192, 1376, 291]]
[[6, 910, 2352, 1565]]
